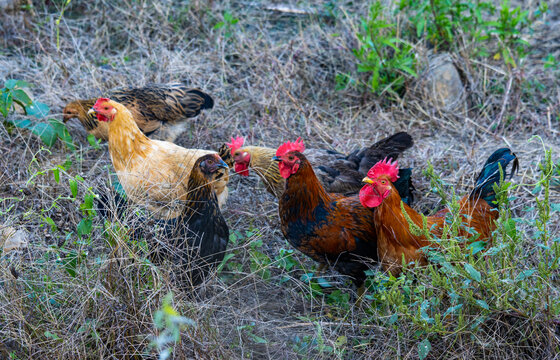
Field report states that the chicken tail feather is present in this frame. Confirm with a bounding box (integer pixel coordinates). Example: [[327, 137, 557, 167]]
[[394, 168, 415, 205], [470, 148, 519, 207], [183, 89, 214, 112]]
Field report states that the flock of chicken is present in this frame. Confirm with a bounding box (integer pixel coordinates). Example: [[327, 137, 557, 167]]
[[63, 83, 519, 296]]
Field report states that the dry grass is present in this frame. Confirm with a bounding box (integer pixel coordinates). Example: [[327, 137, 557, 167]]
[[1, 0, 560, 359]]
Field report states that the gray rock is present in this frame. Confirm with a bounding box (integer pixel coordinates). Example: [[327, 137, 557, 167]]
[[414, 53, 466, 113]]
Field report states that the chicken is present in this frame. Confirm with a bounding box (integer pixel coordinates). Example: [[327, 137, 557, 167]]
[[63, 83, 213, 142], [274, 138, 387, 295], [88, 97, 228, 220], [360, 149, 519, 276], [148, 153, 230, 286], [224, 132, 415, 200]]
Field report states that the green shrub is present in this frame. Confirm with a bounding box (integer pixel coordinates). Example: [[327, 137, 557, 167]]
[[1, 80, 74, 150], [350, 1, 417, 98]]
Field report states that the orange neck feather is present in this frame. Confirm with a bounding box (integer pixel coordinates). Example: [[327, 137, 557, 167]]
[[107, 102, 152, 169], [375, 184, 437, 246]]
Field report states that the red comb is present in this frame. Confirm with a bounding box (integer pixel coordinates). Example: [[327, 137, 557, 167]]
[[226, 136, 245, 152], [276, 138, 305, 157], [367, 158, 399, 182], [93, 97, 111, 108]]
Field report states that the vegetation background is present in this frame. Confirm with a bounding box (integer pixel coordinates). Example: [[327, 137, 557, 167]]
[[1, 0, 560, 358]]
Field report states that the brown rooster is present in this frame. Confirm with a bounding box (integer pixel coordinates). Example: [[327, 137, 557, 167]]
[[360, 149, 519, 276], [223, 132, 415, 200], [88, 97, 228, 220], [273, 138, 381, 296], [64, 83, 213, 142]]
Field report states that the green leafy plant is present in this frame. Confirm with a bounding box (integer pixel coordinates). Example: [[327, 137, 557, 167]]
[[398, 0, 547, 67], [544, 54, 559, 70], [485, 0, 544, 67], [399, 0, 494, 53], [247, 230, 272, 280], [1, 80, 74, 149], [360, 145, 560, 358], [150, 292, 195, 360], [236, 322, 268, 344], [213, 10, 239, 39], [352, 1, 417, 98]]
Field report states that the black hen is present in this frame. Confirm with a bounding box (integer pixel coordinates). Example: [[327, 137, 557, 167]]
[[150, 153, 230, 286], [97, 154, 230, 287], [313, 132, 414, 196]]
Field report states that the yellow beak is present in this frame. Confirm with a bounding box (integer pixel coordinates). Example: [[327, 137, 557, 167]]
[[362, 177, 374, 184]]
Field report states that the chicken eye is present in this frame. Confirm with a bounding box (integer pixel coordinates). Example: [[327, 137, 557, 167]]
[[289, 156, 294, 161], [381, 180, 387, 184]]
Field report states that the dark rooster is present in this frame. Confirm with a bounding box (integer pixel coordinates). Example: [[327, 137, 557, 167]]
[[63, 83, 213, 142], [145, 153, 230, 286], [222, 132, 415, 201], [274, 138, 403, 297], [360, 149, 519, 275]]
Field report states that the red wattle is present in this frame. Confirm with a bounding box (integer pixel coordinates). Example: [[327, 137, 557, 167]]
[[234, 162, 250, 176], [278, 162, 292, 179], [359, 184, 383, 208]]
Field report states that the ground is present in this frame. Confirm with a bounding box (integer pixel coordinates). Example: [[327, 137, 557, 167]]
[[1, 0, 560, 359]]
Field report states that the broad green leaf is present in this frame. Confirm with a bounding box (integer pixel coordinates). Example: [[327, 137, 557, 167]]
[[418, 339, 431, 360], [300, 273, 314, 283], [87, 134, 101, 149], [44, 331, 61, 340], [69, 178, 78, 198], [30, 122, 57, 146], [515, 269, 535, 281], [53, 167, 60, 183], [25, 101, 50, 118], [398, 64, 417, 77], [83, 193, 94, 212], [62, 251, 78, 277], [14, 80, 31, 88], [475, 299, 489, 310], [49, 119, 75, 151], [213, 21, 225, 30], [43, 216, 57, 231], [248, 333, 268, 344], [316, 277, 332, 288], [12, 89, 32, 106], [442, 304, 463, 318], [77, 218, 93, 237], [217, 253, 236, 273], [11, 118, 33, 129], [387, 313, 398, 325], [0, 91, 12, 117], [464, 263, 481, 282], [335, 335, 347, 347], [467, 241, 487, 255], [4, 79, 18, 90]]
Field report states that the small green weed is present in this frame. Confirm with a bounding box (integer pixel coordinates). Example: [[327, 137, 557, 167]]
[[213, 10, 239, 40], [1, 80, 74, 149], [350, 1, 417, 98], [149, 292, 195, 360]]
